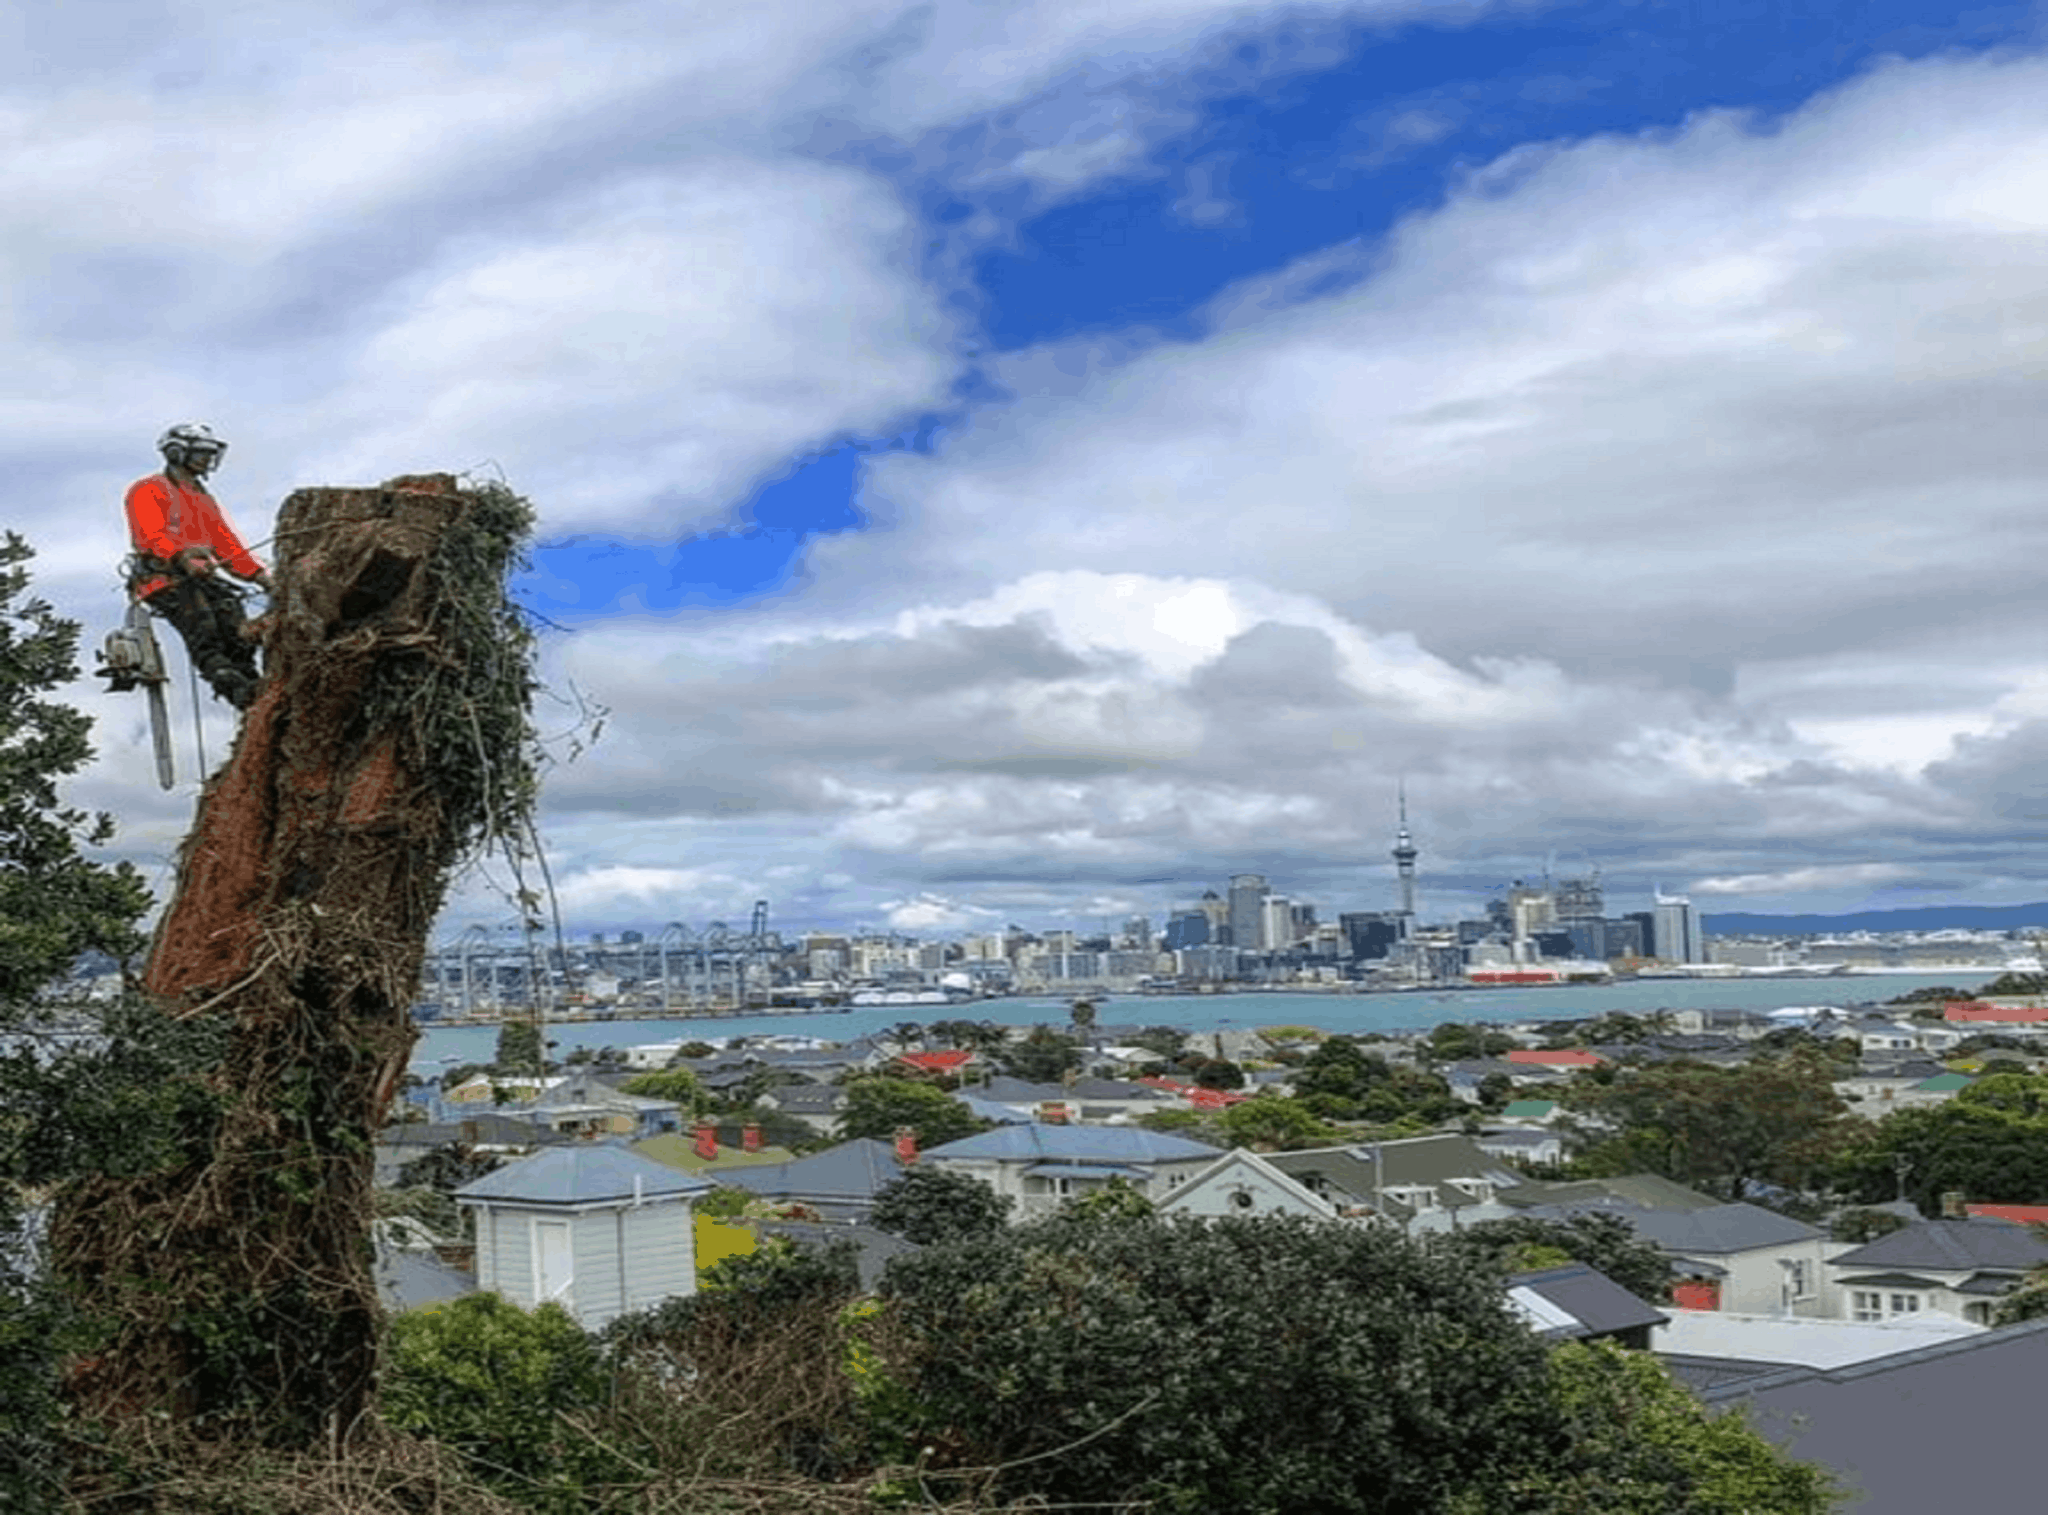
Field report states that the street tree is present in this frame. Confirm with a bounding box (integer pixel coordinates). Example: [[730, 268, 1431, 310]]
[[1566, 1053, 1851, 1201], [870, 1166, 1013, 1244], [620, 1067, 703, 1110], [996, 1024, 1083, 1083], [837, 1076, 987, 1149]]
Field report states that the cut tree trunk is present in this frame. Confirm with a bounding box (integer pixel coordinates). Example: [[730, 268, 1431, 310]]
[[53, 473, 534, 1443]]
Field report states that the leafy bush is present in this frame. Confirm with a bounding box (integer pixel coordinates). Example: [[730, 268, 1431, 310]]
[[874, 1213, 1566, 1514], [382, 1293, 624, 1507]]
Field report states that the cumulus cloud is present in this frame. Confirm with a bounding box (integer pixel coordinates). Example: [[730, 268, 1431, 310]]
[[1691, 863, 1915, 898]]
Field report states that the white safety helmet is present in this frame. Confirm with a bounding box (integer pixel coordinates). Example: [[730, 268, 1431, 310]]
[[157, 422, 227, 471]]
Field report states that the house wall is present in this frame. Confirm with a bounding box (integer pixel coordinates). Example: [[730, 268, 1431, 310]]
[[1678, 1239, 1830, 1317], [1163, 1166, 1335, 1222], [462, 1198, 699, 1330]]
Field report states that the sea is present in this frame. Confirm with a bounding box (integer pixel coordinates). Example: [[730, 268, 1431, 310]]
[[406, 970, 1997, 1076]]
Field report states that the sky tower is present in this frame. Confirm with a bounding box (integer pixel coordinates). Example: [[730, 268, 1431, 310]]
[[1391, 784, 1419, 935]]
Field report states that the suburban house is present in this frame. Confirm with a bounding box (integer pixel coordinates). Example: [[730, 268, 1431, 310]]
[[754, 1080, 849, 1135], [1824, 1215, 2048, 1326], [713, 1137, 912, 1223], [455, 1142, 713, 1331], [921, 1125, 1222, 1216], [1157, 1148, 1341, 1222], [1504, 1178, 1831, 1316], [374, 1113, 572, 1187], [525, 1069, 684, 1139], [961, 1074, 1178, 1125], [1474, 1126, 1566, 1167], [1260, 1133, 1537, 1230]]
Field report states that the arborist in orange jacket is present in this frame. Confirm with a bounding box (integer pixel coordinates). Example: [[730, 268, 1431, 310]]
[[118, 423, 271, 710]]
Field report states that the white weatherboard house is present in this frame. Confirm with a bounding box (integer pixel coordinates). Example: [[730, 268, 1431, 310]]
[[455, 1142, 714, 1330]]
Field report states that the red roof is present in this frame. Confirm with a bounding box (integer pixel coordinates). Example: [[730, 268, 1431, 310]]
[[1966, 1204, 2048, 1226], [897, 1050, 975, 1072], [1945, 1003, 2048, 1024], [1138, 1075, 1248, 1108], [1506, 1049, 1602, 1067]]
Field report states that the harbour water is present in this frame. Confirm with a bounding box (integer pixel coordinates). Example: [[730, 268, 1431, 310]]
[[407, 970, 1998, 1075]]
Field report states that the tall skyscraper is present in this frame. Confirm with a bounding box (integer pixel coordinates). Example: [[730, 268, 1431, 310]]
[[1653, 890, 1704, 964], [1228, 874, 1270, 953], [1391, 786, 1419, 936]]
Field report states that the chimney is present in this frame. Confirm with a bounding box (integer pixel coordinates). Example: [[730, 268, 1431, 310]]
[[694, 1120, 719, 1162], [894, 1125, 918, 1165], [1941, 1190, 1967, 1219], [742, 1121, 763, 1153]]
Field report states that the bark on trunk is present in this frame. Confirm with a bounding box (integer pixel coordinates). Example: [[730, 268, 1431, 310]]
[[54, 473, 533, 1443]]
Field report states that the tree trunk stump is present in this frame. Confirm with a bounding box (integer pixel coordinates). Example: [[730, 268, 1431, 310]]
[[54, 474, 534, 1444]]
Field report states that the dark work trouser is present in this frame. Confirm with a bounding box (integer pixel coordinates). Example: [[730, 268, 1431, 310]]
[[145, 573, 260, 709]]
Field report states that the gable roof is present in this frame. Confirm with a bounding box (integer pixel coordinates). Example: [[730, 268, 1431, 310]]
[[1531, 1199, 1821, 1255], [1829, 1216, 2048, 1274], [716, 1137, 908, 1207], [923, 1125, 1222, 1164], [455, 1142, 714, 1207]]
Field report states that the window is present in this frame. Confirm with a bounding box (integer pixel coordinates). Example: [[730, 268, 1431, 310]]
[[1889, 1293, 1920, 1314], [1851, 1288, 1921, 1322]]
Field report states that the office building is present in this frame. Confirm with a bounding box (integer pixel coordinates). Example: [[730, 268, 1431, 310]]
[[1653, 891, 1704, 964], [1228, 874, 1270, 952]]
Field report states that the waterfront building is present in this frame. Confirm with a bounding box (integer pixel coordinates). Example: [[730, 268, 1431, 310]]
[[1654, 891, 1705, 964]]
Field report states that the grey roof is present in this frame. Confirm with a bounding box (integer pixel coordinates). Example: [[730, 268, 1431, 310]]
[[762, 1083, 847, 1113], [751, 1219, 918, 1289], [1834, 1271, 1947, 1290], [372, 1240, 474, 1312], [1264, 1134, 1531, 1215], [1530, 1199, 1822, 1255], [1508, 1262, 1669, 1341], [924, 1125, 1221, 1164], [1501, 1172, 1723, 1213], [954, 1091, 1034, 1124], [455, 1142, 714, 1206], [532, 1070, 679, 1113], [717, 1138, 907, 1211], [1698, 1317, 2048, 1515], [1830, 1217, 2048, 1274], [379, 1115, 574, 1150]]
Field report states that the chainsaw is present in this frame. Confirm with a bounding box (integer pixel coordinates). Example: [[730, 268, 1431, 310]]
[[99, 600, 176, 790]]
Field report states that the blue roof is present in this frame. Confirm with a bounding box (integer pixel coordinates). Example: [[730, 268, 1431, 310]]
[[455, 1142, 714, 1206], [924, 1125, 1222, 1163]]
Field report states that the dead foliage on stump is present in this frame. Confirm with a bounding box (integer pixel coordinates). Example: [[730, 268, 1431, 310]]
[[52, 473, 538, 1446]]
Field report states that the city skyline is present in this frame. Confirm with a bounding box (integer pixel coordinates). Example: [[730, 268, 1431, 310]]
[[20, 3, 2048, 935]]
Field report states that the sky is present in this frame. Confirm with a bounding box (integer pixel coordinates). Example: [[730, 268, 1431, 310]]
[[15, 0, 2048, 941]]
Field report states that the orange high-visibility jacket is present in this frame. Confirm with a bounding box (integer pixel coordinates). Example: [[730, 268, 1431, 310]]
[[124, 474, 265, 597]]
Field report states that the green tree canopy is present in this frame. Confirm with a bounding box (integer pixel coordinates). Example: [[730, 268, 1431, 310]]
[[870, 1165, 1014, 1244], [996, 1024, 1083, 1083], [619, 1067, 703, 1109], [1566, 1053, 1851, 1201], [836, 1076, 987, 1149], [0, 534, 152, 1003], [872, 1212, 1833, 1514], [1443, 1212, 1674, 1304], [1829, 1097, 2048, 1213], [1215, 1093, 1341, 1151]]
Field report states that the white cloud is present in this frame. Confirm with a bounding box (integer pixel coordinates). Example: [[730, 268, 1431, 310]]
[[1691, 863, 1914, 898]]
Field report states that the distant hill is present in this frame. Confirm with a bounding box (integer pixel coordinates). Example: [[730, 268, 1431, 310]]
[[1705, 902, 2048, 936]]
